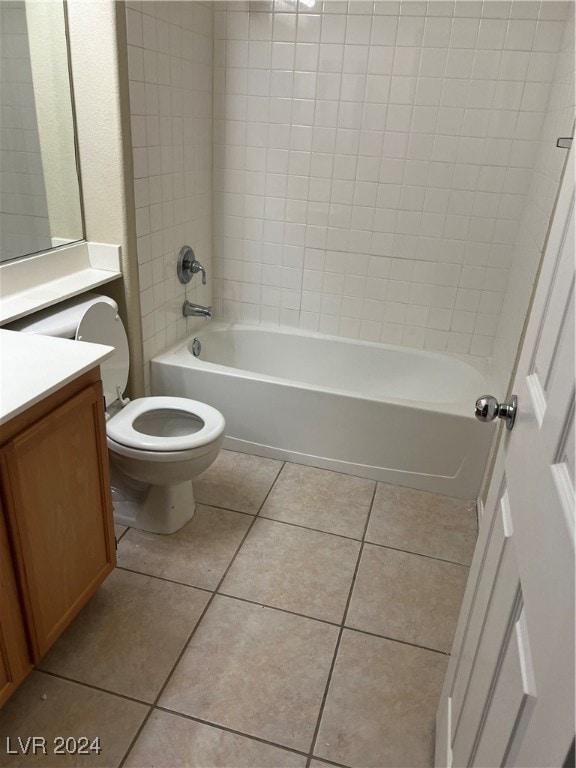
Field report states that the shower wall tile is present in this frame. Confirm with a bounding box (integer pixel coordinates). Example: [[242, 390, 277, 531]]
[[212, 0, 569, 359], [125, 1, 213, 393], [493, 4, 574, 389]]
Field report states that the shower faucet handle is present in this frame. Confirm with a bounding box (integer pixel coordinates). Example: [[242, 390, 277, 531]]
[[177, 245, 207, 285], [191, 260, 207, 285]]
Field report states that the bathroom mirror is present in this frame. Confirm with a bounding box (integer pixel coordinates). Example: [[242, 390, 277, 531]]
[[0, 0, 83, 263]]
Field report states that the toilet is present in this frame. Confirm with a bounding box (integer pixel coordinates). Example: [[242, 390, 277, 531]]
[[10, 293, 225, 534]]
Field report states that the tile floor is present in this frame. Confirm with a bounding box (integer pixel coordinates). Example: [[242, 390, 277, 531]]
[[0, 450, 477, 768]]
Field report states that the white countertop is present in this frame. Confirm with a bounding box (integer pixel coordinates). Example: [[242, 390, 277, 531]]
[[0, 330, 113, 425]]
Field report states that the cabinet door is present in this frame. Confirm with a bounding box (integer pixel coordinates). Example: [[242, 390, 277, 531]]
[[0, 383, 115, 660], [0, 500, 33, 707]]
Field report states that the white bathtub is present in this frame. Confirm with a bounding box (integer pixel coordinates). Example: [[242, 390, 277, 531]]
[[151, 323, 495, 499]]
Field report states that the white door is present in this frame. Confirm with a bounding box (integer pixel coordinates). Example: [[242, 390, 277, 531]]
[[436, 147, 575, 768]]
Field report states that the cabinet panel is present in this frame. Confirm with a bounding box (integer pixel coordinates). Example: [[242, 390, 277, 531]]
[[0, 499, 32, 707], [1, 382, 115, 660]]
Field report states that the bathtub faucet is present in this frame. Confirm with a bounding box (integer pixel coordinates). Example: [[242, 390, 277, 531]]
[[182, 300, 212, 319]]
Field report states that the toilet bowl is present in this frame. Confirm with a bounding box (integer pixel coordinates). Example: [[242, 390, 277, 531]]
[[106, 396, 224, 533], [11, 293, 225, 534]]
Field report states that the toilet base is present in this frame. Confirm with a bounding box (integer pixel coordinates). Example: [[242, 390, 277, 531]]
[[112, 478, 196, 535]]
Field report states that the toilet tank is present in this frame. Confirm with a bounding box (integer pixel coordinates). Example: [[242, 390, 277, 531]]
[[6, 293, 118, 338], [7, 293, 130, 408]]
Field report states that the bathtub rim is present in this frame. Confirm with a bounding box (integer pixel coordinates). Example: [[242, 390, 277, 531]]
[[152, 321, 496, 420]]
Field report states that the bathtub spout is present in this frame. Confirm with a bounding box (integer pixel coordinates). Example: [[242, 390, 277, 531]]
[[183, 301, 212, 319]]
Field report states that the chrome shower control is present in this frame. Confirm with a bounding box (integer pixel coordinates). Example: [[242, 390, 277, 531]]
[[177, 245, 207, 285], [475, 394, 517, 431]]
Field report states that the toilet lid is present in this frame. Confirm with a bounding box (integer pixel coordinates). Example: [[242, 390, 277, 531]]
[[106, 396, 225, 452], [76, 303, 129, 407]]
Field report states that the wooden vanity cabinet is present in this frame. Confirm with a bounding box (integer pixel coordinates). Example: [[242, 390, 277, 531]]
[[0, 497, 32, 706], [0, 368, 115, 705]]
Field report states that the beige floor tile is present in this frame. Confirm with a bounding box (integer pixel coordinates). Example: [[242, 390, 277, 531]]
[[194, 451, 283, 514], [346, 544, 468, 653], [0, 671, 148, 767], [220, 518, 359, 623], [309, 761, 349, 768], [118, 505, 252, 589], [39, 569, 209, 703], [160, 595, 339, 751], [366, 483, 477, 565], [315, 629, 447, 768], [125, 709, 307, 768], [260, 463, 375, 539]]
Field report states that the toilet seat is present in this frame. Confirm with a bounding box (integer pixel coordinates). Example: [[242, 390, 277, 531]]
[[106, 396, 225, 452], [106, 435, 221, 463]]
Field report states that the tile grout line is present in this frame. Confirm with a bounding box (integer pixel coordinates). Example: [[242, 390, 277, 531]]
[[257, 512, 367, 543], [188, 455, 286, 520], [34, 668, 152, 708], [305, 482, 379, 767], [115, 565, 215, 594], [346, 625, 450, 658], [117, 535, 470, 595], [37, 646, 352, 765], [241, 452, 377, 484], [211, 591, 450, 657], [153, 706, 312, 763], [128, 581, 452, 657], [195, 501, 260, 518], [254, 515, 473, 568], [194, 493, 371, 543], [364, 539, 472, 568], [117, 462, 287, 768], [198, 488, 474, 566], [254, 460, 286, 519], [111, 573, 452, 656], [35, 670, 351, 767], [117, 521, 470, 594], [117, 484, 453, 665], [37, 606, 447, 760], [215, 590, 341, 629], [115, 526, 129, 544]]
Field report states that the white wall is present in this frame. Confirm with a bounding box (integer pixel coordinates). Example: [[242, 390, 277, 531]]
[[125, 0, 213, 393], [0, 1, 51, 261], [67, 0, 145, 397], [212, 0, 570, 359]]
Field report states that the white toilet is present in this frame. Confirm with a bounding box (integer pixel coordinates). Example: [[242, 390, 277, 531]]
[[11, 293, 225, 534]]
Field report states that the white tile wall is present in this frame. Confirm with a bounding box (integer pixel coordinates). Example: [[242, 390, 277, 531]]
[[126, 0, 213, 393], [493, 2, 574, 388], [212, 0, 571, 358], [0, 1, 51, 262]]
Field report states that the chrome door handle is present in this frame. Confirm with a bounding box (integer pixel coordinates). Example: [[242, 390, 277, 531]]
[[475, 395, 517, 431]]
